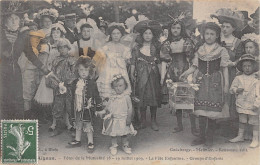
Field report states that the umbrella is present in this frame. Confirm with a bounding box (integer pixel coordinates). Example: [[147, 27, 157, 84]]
[[133, 20, 162, 37], [210, 8, 245, 31]]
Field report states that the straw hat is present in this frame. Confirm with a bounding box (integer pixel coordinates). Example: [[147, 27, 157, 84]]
[[236, 54, 259, 72]]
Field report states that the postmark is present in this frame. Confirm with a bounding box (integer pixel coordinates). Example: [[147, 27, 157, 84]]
[[1, 120, 38, 164]]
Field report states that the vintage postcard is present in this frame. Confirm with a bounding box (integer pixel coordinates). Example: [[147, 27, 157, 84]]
[[0, 0, 259, 164]]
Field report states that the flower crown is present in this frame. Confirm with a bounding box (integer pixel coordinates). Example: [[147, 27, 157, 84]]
[[37, 8, 59, 20], [112, 74, 124, 82], [241, 33, 260, 45], [51, 22, 66, 34]]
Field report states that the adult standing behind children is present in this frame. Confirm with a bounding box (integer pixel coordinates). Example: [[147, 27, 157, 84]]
[[0, 3, 49, 120], [211, 9, 244, 123], [63, 13, 79, 44]]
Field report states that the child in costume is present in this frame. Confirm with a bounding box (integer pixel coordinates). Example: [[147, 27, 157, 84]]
[[130, 20, 162, 131], [97, 23, 132, 99], [229, 54, 259, 148], [67, 56, 103, 153], [98, 74, 136, 155], [46, 38, 77, 136], [180, 22, 230, 147], [160, 19, 197, 135]]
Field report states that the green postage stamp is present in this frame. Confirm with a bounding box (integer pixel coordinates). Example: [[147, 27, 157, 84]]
[[1, 120, 38, 164]]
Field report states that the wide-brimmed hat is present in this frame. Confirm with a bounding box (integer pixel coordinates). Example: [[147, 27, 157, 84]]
[[133, 20, 162, 37], [210, 8, 245, 31], [236, 54, 259, 72], [1, 1, 29, 17]]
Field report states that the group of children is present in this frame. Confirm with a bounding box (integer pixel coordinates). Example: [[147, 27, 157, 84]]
[[13, 7, 260, 155]]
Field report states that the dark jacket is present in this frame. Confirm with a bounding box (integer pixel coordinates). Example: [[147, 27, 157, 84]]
[[64, 27, 79, 44], [70, 78, 103, 123]]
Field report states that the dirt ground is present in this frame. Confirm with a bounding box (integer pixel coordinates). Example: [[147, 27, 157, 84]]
[[38, 105, 260, 165]]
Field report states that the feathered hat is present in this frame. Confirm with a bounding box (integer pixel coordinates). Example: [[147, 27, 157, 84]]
[[210, 8, 245, 31], [36, 8, 59, 22], [1, 1, 28, 16]]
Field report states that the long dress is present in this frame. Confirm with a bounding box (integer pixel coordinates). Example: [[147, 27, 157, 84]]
[[192, 43, 230, 119], [0, 28, 44, 119], [131, 44, 161, 107], [96, 42, 132, 98], [221, 36, 243, 119]]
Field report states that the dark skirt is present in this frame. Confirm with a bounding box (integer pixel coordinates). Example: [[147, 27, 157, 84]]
[[0, 63, 24, 120], [135, 60, 161, 108]]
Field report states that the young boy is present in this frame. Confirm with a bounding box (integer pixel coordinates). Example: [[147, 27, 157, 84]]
[[67, 56, 103, 153], [47, 38, 77, 136], [229, 54, 259, 148]]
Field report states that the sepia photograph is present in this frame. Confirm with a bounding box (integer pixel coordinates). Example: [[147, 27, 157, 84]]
[[0, 0, 259, 164]]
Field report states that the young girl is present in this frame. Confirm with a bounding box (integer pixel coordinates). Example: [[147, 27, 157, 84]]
[[67, 56, 103, 153], [160, 19, 197, 135], [180, 22, 230, 147], [97, 23, 132, 99], [229, 54, 259, 148], [241, 34, 259, 61], [130, 20, 161, 131], [47, 23, 67, 70], [98, 74, 136, 155], [36, 8, 59, 38], [72, 23, 99, 58]]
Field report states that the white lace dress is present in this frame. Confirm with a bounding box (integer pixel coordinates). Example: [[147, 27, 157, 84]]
[[96, 42, 132, 98]]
